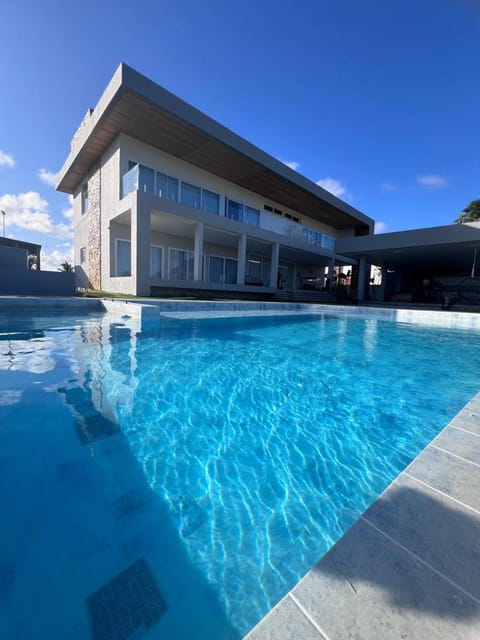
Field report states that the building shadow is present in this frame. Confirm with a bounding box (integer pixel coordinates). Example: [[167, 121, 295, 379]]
[[312, 481, 480, 621]]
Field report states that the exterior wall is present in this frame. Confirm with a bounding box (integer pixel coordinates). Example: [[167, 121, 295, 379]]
[[0, 245, 28, 269], [100, 138, 122, 290], [118, 134, 338, 238], [87, 166, 101, 289], [71, 109, 93, 152], [73, 176, 90, 288], [0, 268, 75, 295], [73, 137, 122, 290]]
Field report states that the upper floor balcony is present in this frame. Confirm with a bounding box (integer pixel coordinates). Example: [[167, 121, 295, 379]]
[[121, 163, 336, 253]]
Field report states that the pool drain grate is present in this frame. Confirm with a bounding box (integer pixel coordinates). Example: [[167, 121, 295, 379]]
[[86, 558, 166, 640]]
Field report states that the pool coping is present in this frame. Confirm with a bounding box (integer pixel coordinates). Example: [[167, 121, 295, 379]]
[[1, 296, 480, 330], [245, 391, 480, 639]]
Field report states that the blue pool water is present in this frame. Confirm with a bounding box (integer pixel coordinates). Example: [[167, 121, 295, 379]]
[[0, 309, 479, 639]]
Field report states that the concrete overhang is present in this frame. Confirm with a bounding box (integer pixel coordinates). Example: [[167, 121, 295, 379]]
[[336, 222, 480, 275], [56, 63, 373, 233]]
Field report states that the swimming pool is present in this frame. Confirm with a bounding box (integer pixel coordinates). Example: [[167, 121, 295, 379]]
[[1, 308, 479, 639]]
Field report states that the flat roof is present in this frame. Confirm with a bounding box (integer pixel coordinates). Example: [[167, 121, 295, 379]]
[[0, 237, 41, 251], [336, 222, 480, 275], [56, 63, 373, 232]]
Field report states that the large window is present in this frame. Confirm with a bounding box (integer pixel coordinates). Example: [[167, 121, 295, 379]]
[[247, 253, 270, 283], [244, 205, 260, 227], [80, 247, 86, 264], [202, 189, 220, 215], [224, 258, 237, 284], [181, 182, 201, 209], [138, 165, 155, 194], [116, 240, 131, 276], [208, 256, 237, 284], [169, 248, 194, 281], [157, 172, 178, 201], [226, 199, 243, 222], [247, 253, 262, 281], [150, 245, 163, 278]]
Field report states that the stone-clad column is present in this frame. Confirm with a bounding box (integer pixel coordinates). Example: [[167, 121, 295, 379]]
[[87, 167, 101, 290]]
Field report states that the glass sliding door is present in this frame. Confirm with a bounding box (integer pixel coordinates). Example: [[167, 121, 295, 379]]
[[208, 256, 238, 284], [247, 253, 262, 281], [224, 258, 237, 284], [208, 256, 223, 283], [116, 240, 131, 276], [150, 245, 162, 278], [169, 248, 194, 281]]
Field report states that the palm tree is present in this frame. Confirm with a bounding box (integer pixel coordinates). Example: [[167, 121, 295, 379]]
[[455, 199, 480, 223], [59, 261, 74, 273]]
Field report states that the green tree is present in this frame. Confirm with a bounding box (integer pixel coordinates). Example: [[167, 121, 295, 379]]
[[455, 199, 480, 223], [58, 261, 74, 272]]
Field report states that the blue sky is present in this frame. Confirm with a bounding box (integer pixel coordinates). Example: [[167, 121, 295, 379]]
[[1, 0, 479, 270]]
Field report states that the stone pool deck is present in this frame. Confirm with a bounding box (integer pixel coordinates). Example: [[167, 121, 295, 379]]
[[246, 391, 480, 639]]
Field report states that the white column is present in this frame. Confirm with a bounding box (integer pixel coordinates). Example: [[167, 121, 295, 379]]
[[132, 198, 150, 296], [270, 241, 280, 288], [237, 233, 247, 285], [194, 222, 204, 281], [162, 245, 168, 280]]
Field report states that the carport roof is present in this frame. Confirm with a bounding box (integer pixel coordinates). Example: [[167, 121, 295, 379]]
[[336, 222, 480, 276], [56, 63, 373, 232]]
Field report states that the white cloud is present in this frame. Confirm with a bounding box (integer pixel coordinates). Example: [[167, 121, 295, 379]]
[[282, 160, 300, 171], [381, 182, 398, 192], [374, 221, 388, 234], [0, 150, 15, 168], [316, 177, 346, 198], [0, 191, 72, 238], [37, 168, 59, 186], [41, 243, 74, 272], [417, 174, 448, 189], [62, 194, 73, 220]]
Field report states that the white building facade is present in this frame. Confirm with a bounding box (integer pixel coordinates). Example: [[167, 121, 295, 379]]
[[57, 64, 373, 297]]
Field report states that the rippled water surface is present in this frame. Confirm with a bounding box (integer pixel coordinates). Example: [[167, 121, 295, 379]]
[[1, 310, 479, 639]]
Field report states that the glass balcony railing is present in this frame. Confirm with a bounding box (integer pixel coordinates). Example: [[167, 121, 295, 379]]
[[122, 164, 157, 198], [122, 165, 139, 198], [122, 164, 336, 252], [301, 226, 336, 251]]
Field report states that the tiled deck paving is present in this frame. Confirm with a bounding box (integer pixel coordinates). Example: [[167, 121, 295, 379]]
[[246, 392, 480, 640]]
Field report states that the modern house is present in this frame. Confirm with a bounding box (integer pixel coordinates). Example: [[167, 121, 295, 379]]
[[56, 63, 374, 298]]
